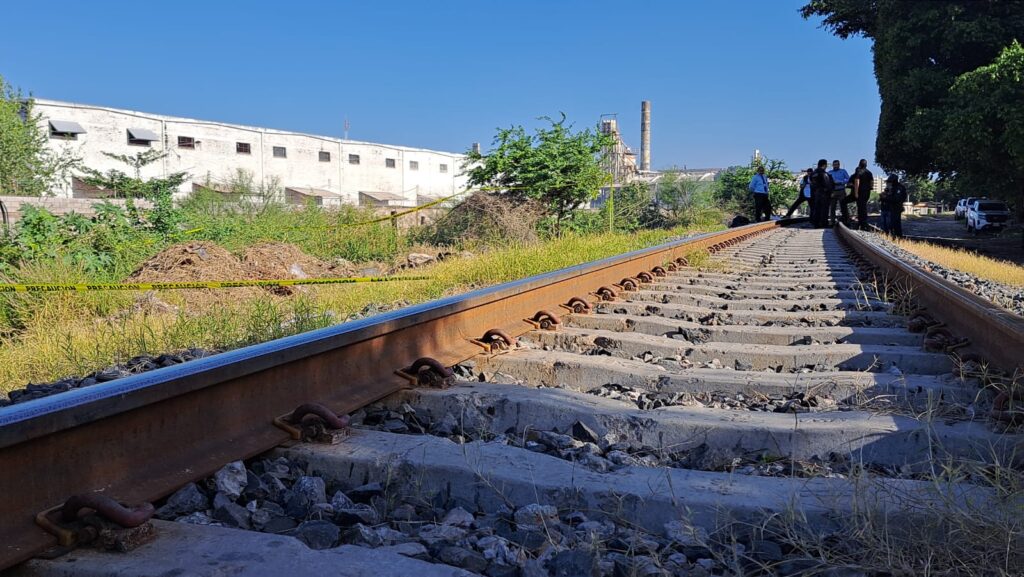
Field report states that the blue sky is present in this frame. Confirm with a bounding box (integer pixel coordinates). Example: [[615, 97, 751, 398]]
[[0, 0, 879, 173]]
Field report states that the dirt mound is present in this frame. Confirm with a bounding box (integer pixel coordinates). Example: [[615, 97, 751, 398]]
[[240, 242, 339, 295], [129, 241, 261, 305], [131, 242, 253, 283]]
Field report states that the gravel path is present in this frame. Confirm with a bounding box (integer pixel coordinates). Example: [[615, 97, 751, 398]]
[[854, 230, 1024, 317]]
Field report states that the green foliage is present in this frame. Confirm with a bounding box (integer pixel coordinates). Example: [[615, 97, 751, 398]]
[[713, 157, 798, 218], [463, 114, 613, 233], [80, 150, 187, 233], [177, 192, 402, 262], [939, 41, 1024, 211], [802, 1, 1024, 211], [603, 182, 664, 232], [0, 203, 160, 279], [655, 171, 722, 226], [0, 75, 80, 196], [903, 177, 936, 204]]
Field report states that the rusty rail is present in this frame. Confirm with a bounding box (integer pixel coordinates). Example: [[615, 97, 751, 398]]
[[0, 220, 779, 569], [836, 223, 1024, 374]]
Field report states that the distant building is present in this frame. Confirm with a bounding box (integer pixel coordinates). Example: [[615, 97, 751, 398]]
[[34, 99, 467, 205]]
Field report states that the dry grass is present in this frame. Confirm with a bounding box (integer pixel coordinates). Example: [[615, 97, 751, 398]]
[[889, 236, 1024, 287], [0, 226, 718, 394]]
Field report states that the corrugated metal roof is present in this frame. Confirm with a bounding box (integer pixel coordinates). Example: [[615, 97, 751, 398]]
[[360, 191, 405, 202], [127, 127, 160, 141], [49, 120, 86, 134], [286, 187, 342, 199]]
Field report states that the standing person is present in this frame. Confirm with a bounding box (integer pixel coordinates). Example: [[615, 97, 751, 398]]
[[827, 160, 851, 226], [851, 159, 873, 230], [748, 165, 771, 222], [810, 159, 834, 228], [880, 174, 907, 236], [784, 168, 813, 219]]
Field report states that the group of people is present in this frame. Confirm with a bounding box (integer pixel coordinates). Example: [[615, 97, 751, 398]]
[[748, 158, 907, 235]]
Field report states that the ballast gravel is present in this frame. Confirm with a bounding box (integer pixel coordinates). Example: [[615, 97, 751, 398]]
[[169, 455, 871, 577], [854, 230, 1024, 317], [0, 348, 217, 407]]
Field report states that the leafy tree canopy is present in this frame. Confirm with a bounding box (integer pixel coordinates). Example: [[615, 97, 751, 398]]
[[714, 157, 798, 218], [463, 114, 613, 233], [0, 75, 79, 196], [801, 0, 1024, 212], [938, 41, 1024, 205]]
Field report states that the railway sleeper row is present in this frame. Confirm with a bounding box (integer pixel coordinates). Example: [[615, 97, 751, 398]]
[[17, 228, 1022, 577]]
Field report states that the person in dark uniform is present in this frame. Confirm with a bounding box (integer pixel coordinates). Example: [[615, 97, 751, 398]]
[[851, 159, 873, 230], [810, 159, 834, 228], [879, 174, 907, 236]]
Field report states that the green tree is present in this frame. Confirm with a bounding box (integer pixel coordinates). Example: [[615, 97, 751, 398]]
[[656, 171, 698, 224], [0, 75, 79, 196], [714, 157, 798, 219], [904, 176, 936, 204], [801, 1, 1024, 184], [80, 150, 187, 233], [463, 114, 613, 234], [604, 181, 663, 232], [938, 41, 1024, 218]]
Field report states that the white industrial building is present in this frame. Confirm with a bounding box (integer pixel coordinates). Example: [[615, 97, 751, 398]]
[[33, 99, 468, 206]]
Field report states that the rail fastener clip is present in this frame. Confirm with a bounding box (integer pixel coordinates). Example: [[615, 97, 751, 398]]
[[273, 402, 350, 444]]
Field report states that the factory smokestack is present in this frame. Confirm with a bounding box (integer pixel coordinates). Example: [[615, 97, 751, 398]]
[[640, 101, 651, 172]]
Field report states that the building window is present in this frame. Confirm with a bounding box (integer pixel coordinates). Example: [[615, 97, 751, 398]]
[[49, 120, 86, 140], [409, 161, 419, 171], [348, 154, 360, 165], [178, 136, 196, 149], [127, 127, 159, 146], [273, 146, 287, 158], [319, 151, 331, 162], [439, 164, 448, 173], [236, 142, 251, 154], [385, 158, 396, 168]]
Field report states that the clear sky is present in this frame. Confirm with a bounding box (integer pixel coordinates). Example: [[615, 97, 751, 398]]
[[0, 0, 880, 173]]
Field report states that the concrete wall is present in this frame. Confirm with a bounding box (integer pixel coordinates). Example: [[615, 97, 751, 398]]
[[0, 195, 153, 225], [34, 100, 467, 205]]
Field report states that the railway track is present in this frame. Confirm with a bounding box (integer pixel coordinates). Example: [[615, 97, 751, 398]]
[[2, 222, 1022, 576]]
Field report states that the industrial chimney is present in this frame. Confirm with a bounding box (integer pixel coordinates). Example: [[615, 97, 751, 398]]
[[640, 101, 651, 172]]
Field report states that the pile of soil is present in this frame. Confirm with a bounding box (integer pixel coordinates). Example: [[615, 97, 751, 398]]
[[128, 241, 361, 302], [240, 242, 346, 295], [129, 242, 262, 305]]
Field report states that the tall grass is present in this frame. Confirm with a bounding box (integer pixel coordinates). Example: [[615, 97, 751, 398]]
[[0, 226, 717, 393], [178, 192, 403, 262], [889, 236, 1024, 287]]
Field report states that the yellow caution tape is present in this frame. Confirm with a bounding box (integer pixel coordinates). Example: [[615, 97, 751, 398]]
[[0, 275, 431, 293]]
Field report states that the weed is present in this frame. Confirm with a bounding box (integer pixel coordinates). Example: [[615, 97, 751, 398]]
[[0, 225, 719, 393], [889, 236, 1024, 287]]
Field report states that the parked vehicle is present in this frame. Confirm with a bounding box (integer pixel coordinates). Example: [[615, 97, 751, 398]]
[[966, 200, 1011, 234], [955, 197, 981, 220]]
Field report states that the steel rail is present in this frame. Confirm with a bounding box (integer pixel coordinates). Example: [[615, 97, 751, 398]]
[[0, 221, 778, 570], [837, 223, 1024, 374]]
